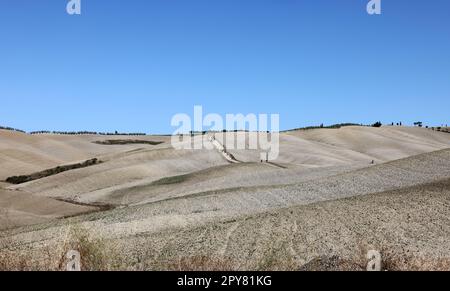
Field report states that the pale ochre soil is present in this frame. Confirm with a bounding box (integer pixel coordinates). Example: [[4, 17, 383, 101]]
[[1, 126, 450, 270]]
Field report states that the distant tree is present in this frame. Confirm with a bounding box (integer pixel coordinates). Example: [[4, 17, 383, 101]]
[[0, 125, 26, 133], [372, 121, 382, 128]]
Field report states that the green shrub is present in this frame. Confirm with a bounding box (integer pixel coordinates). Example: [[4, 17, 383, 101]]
[[372, 121, 382, 128]]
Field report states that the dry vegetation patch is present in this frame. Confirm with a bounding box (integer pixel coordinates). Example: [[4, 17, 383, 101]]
[[93, 140, 163, 145], [6, 158, 102, 184]]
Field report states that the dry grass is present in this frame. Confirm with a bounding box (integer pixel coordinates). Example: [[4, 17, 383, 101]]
[[164, 256, 235, 271], [0, 234, 55, 271], [2, 236, 450, 271], [381, 251, 450, 271], [0, 225, 123, 271], [298, 250, 450, 271], [56, 226, 123, 271]]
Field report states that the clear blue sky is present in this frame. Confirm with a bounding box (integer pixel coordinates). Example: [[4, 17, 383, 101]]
[[1, 0, 449, 133]]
